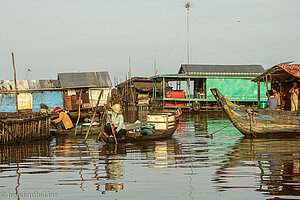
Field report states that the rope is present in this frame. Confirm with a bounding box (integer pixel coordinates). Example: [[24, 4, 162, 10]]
[[161, 16, 186, 73], [190, 14, 252, 63], [209, 108, 257, 138]]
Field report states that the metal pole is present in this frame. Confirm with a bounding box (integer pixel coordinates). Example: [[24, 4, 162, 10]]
[[186, 2, 190, 76], [257, 81, 261, 105]]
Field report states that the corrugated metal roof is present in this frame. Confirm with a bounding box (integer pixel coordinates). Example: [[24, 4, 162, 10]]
[[179, 64, 264, 74], [252, 64, 300, 82], [95, 72, 113, 87], [58, 71, 112, 88], [0, 80, 60, 90]]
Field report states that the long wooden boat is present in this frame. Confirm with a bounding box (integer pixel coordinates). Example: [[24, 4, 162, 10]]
[[210, 88, 300, 136], [100, 120, 179, 144], [50, 125, 103, 135]]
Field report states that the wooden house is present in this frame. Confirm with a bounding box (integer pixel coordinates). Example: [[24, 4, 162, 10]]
[[252, 64, 300, 110], [58, 71, 112, 111], [0, 80, 63, 112], [116, 77, 160, 107]]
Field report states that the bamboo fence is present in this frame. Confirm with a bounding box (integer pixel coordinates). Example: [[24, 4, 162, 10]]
[[0, 113, 52, 144]]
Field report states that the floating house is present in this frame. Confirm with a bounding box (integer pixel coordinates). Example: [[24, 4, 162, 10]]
[[253, 64, 300, 110], [0, 80, 63, 112], [58, 71, 112, 111], [0, 71, 112, 113], [116, 77, 158, 107], [152, 64, 268, 110]]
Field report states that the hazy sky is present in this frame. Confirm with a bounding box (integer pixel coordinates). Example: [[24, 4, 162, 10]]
[[1, 0, 299, 84]]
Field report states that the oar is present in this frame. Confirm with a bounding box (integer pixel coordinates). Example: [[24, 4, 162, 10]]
[[104, 105, 118, 144], [84, 90, 103, 142]]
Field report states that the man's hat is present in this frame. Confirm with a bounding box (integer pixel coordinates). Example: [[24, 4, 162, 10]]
[[54, 107, 63, 113], [111, 104, 122, 114]]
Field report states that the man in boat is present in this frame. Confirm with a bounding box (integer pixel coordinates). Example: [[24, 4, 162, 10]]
[[52, 107, 73, 132], [97, 107, 107, 128], [104, 104, 127, 140], [267, 90, 278, 110], [272, 87, 281, 109], [289, 82, 299, 111]]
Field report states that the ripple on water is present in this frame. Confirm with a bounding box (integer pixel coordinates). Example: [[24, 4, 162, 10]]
[[0, 112, 299, 200]]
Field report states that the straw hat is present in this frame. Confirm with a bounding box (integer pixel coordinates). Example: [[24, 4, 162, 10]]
[[111, 104, 122, 114]]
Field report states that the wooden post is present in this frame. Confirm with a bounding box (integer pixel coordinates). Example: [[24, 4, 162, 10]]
[[257, 81, 261, 105], [163, 77, 165, 107], [11, 52, 19, 113], [84, 90, 103, 142], [74, 89, 83, 136]]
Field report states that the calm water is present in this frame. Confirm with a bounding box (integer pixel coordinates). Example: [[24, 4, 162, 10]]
[[1, 111, 300, 200]]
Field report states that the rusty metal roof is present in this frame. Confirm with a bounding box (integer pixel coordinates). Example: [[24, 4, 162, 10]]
[[252, 64, 300, 82], [0, 80, 60, 90], [58, 71, 112, 88]]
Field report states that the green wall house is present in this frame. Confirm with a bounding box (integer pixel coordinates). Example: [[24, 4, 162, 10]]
[[152, 64, 268, 109]]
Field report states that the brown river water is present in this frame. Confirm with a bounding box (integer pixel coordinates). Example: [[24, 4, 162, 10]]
[[0, 111, 300, 200]]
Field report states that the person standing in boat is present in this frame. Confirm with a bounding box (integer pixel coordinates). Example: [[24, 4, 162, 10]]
[[52, 107, 73, 132], [104, 104, 127, 139], [289, 81, 299, 111], [272, 87, 281, 109], [267, 90, 278, 110]]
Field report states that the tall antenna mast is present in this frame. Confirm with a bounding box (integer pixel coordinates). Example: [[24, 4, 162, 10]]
[[153, 50, 158, 76], [128, 57, 131, 79], [185, 2, 190, 75]]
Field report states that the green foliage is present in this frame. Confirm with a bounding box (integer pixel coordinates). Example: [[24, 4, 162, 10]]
[[40, 103, 48, 109]]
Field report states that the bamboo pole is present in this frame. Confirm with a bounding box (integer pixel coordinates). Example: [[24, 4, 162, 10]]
[[74, 89, 83, 136], [11, 52, 19, 113], [84, 90, 103, 142], [104, 106, 118, 144]]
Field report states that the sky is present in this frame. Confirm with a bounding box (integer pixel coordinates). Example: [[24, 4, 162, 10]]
[[0, 0, 299, 85]]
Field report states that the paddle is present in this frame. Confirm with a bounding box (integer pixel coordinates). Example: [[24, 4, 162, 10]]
[[104, 105, 118, 144]]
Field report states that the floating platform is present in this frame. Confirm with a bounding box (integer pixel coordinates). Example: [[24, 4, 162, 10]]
[[0, 113, 52, 144]]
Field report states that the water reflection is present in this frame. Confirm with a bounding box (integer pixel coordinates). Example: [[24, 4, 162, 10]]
[[213, 137, 300, 199], [100, 144, 125, 191], [0, 140, 51, 165], [0, 112, 299, 199]]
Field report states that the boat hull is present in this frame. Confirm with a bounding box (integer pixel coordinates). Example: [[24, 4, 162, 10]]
[[101, 122, 179, 144], [210, 88, 300, 136]]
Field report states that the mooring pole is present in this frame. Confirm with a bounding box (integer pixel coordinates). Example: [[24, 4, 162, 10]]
[[11, 52, 19, 113]]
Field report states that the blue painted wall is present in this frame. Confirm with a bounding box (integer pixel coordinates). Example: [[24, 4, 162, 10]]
[[0, 94, 17, 112], [32, 92, 64, 112], [0, 91, 64, 112]]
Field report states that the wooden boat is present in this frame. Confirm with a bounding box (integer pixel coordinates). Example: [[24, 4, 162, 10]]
[[50, 125, 103, 136], [99, 121, 179, 144], [210, 88, 300, 136], [101, 110, 181, 144]]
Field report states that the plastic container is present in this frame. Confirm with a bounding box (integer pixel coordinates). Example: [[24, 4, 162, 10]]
[[259, 102, 268, 109], [169, 91, 186, 98]]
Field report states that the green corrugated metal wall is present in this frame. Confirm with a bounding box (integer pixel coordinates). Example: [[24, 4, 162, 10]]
[[206, 78, 268, 101]]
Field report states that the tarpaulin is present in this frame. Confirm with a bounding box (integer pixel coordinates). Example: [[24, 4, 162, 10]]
[[278, 64, 300, 78]]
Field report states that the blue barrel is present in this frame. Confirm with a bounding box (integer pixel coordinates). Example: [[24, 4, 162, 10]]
[[259, 102, 268, 109]]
